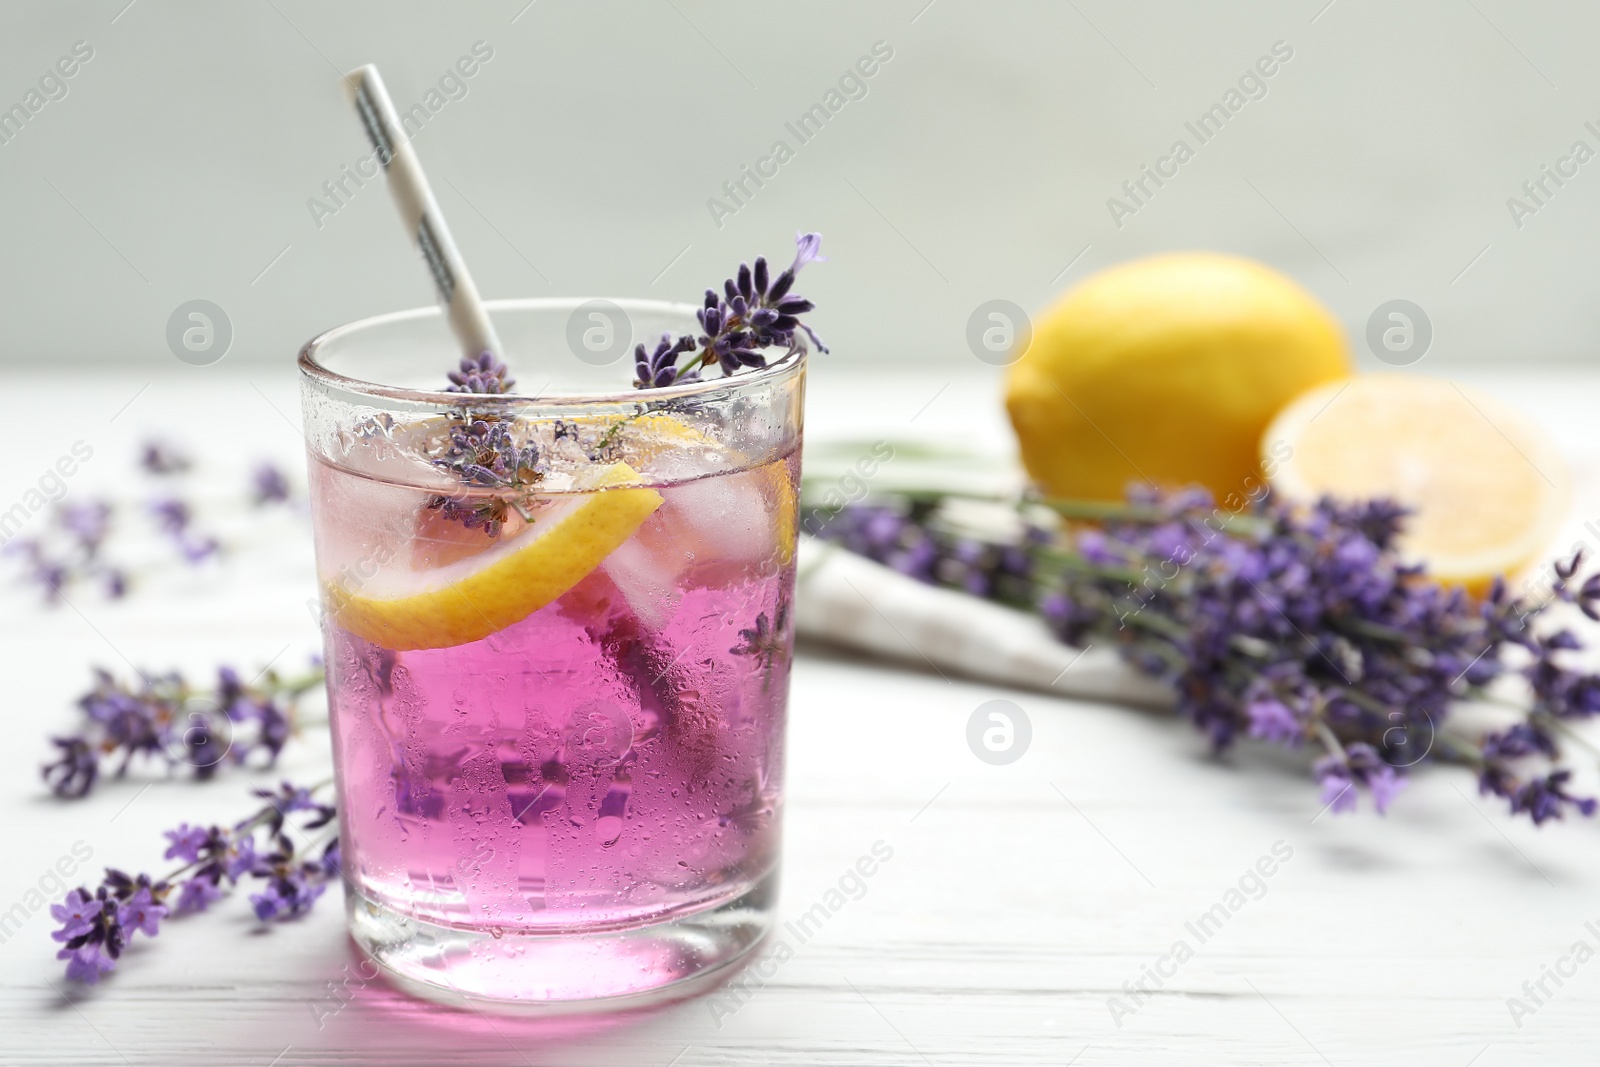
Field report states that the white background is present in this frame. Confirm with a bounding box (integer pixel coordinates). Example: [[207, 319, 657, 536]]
[[2, 0, 1599, 369]]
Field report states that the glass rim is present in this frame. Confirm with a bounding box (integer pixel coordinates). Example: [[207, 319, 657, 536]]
[[297, 297, 807, 411]]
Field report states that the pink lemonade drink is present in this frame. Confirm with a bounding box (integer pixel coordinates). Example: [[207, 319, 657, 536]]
[[298, 300, 805, 1006]]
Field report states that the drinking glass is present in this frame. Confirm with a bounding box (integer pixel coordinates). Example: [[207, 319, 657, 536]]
[[298, 299, 803, 1007]]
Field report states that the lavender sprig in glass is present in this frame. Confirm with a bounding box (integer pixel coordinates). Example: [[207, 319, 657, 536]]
[[424, 418, 545, 537], [421, 232, 827, 534], [444, 349, 515, 395], [635, 231, 828, 388]]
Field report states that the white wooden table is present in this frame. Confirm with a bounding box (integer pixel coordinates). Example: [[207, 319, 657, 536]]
[[4, 362, 1600, 1066]]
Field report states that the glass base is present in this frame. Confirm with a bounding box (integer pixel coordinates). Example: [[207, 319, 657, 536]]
[[345, 872, 777, 1012]]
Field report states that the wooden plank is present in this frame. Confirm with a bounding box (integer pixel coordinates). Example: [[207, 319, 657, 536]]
[[2, 367, 1599, 1064]]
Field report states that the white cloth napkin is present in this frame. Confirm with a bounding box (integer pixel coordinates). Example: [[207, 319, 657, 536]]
[[793, 536, 1172, 707]]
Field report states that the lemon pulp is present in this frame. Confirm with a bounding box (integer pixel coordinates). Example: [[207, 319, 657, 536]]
[[327, 463, 663, 651]]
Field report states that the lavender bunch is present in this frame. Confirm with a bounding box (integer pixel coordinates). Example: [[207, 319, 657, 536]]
[[636, 232, 829, 388], [810, 485, 1600, 825], [43, 662, 324, 798], [51, 781, 339, 984]]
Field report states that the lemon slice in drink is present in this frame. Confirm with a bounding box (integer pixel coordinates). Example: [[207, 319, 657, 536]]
[[607, 411, 797, 563], [765, 460, 797, 564], [327, 463, 664, 651]]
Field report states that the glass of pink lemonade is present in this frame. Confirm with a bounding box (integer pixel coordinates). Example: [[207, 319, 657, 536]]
[[298, 299, 803, 1007]]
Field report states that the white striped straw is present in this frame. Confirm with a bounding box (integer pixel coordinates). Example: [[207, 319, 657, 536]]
[[343, 64, 505, 365]]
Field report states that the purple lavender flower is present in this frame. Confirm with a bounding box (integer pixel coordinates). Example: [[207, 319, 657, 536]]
[[5, 499, 125, 605], [249, 866, 328, 922], [49, 889, 102, 942], [163, 824, 210, 864], [632, 232, 828, 390], [51, 883, 129, 985], [59, 501, 112, 554], [1245, 697, 1302, 746], [148, 498, 185, 534], [116, 886, 166, 937], [444, 350, 515, 394], [731, 595, 792, 683], [250, 463, 291, 506], [633, 333, 699, 389], [696, 233, 830, 374], [257, 780, 336, 825], [425, 419, 545, 537], [102, 568, 128, 598], [431, 420, 543, 491], [139, 439, 191, 475], [43, 737, 99, 798], [791, 230, 826, 271], [1314, 757, 1359, 814], [1507, 771, 1597, 825], [224, 834, 259, 881], [246, 789, 339, 923], [221, 667, 294, 763], [429, 234, 825, 533], [1314, 744, 1405, 815], [149, 498, 220, 564], [49, 781, 338, 983], [249, 881, 293, 921], [4, 537, 67, 601], [58, 942, 116, 984], [1481, 724, 1557, 762], [174, 875, 225, 914], [318, 839, 343, 879]]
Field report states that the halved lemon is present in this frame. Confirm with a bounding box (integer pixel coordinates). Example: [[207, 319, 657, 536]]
[[327, 463, 664, 651], [1263, 374, 1570, 589]]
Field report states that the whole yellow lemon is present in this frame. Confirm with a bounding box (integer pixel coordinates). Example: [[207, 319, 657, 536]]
[[1005, 252, 1352, 502]]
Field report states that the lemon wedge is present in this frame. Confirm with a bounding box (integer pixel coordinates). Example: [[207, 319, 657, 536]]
[[327, 463, 663, 651]]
